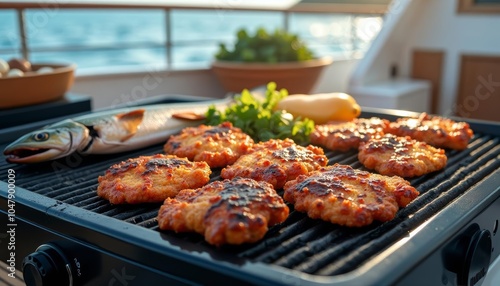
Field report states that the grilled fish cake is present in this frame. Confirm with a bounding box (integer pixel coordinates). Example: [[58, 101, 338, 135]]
[[157, 177, 289, 246], [387, 113, 473, 150], [163, 121, 254, 168], [283, 164, 419, 227], [220, 138, 328, 189], [97, 154, 211, 204], [358, 134, 447, 178], [310, 117, 390, 152]]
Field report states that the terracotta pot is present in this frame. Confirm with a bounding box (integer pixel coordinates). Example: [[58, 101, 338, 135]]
[[211, 57, 332, 94]]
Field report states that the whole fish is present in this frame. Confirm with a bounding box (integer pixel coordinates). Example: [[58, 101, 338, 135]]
[[3, 98, 231, 164]]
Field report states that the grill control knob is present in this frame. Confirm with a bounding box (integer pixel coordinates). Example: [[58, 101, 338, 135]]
[[458, 229, 491, 286], [22, 244, 73, 286], [443, 223, 492, 286]]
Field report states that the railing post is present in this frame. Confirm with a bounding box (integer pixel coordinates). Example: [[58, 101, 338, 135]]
[[16, 8, 29, 60], [350, 14, 358, 56], [165, 8, 172, 69], [283, 10, 290, 32]]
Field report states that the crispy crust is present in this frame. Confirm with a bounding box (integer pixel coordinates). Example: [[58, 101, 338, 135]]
[[283, 164, 419, 227], [387, 113, 473, 150], [97, 154, 211, 204], [310, 117, 390, 152], [163, 121, 254, 168], [157, 177, 289, 246], [358, 134, 447, 178], [220, 138, 328, 189]]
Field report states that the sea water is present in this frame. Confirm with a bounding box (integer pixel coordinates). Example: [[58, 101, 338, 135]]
[[0, 8, 381, 71]]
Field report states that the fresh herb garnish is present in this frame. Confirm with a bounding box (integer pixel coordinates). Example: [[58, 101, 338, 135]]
[[215, 28, 314, 63], [205, 82, 314, 144]]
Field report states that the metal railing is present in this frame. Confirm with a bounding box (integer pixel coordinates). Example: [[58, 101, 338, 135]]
[[0, 2, 386, 71]]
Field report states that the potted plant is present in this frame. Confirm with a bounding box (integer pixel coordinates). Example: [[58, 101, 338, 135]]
[[211, 27, 332, 94]]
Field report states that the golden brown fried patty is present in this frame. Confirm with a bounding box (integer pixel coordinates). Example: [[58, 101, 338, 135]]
[[220, 138, 328, 189], [310, 117, 390, 152], [97, 154, 211, 204], [157, 177, 289, 246], [163, 121, 254, 168], [387, 113, 473, 150], [358, 134, 447, 178], [283, 164, 419, 227]]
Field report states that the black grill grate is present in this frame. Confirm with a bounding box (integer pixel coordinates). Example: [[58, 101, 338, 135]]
[[1, 131, 499, 276]]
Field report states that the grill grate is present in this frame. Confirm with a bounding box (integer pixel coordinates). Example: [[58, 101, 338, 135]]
[[1, 132, 499, 276]]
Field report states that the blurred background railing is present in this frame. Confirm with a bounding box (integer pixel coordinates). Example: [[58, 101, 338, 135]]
[[0, 1, 385, 73]]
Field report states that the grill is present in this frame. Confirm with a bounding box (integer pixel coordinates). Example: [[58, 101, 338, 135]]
[[1, 102, 499, 286]]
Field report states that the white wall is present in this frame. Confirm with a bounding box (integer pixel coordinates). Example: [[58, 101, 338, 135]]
[[70, 68, 226, 110], [350, 0, 500, 115], [399, 0, 500, 115], [312, 58, 360, 94], [349, 0, 424, 87], [69, 59, 360, 110]]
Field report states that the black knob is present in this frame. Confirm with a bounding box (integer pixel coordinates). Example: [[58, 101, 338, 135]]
[[22, 244, 72, 286], [458, 229, 491, 286], [443, 224, 492, 286]]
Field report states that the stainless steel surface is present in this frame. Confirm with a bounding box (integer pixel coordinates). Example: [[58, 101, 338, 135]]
[[484, 255, 500, 286]]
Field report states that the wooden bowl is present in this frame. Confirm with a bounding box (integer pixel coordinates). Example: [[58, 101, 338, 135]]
[[0, 63, 76, 109]]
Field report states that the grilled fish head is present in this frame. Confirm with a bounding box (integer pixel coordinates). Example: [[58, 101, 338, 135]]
[[3, 120, 89, 164]]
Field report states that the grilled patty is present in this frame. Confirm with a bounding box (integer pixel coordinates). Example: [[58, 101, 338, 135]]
[[97, 154, 211, 204], [387, 112, 473, 150], [157, 177, 289, 246], [283, 164, 419, 227], [163, 121, 254, 168], [221, 138, 328, 189], [358, 134, 448, 178], [310, 117, 390, 152]]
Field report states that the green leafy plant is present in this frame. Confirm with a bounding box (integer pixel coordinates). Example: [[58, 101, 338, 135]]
[[215, 27, 315, 63], [205, 82, 315, 144]]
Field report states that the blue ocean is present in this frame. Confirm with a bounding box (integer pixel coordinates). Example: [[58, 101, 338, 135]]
[[0, 8, 380, 71]]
